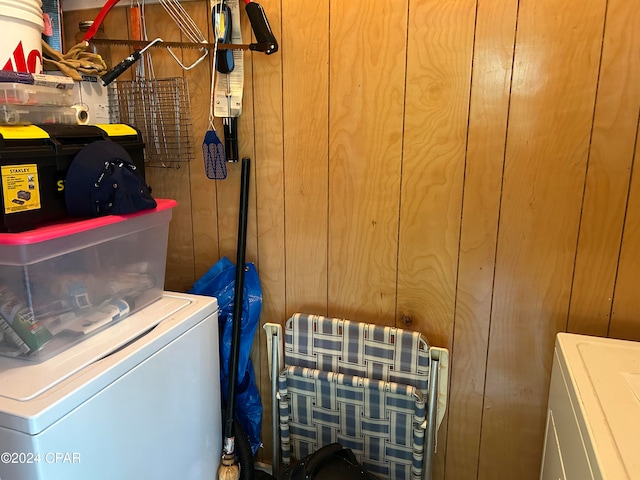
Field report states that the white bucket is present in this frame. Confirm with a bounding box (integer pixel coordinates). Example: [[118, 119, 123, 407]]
[[0, 0, 44, 74]]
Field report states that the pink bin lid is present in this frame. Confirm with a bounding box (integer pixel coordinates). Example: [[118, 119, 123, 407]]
[[0, 198, 177, 246]]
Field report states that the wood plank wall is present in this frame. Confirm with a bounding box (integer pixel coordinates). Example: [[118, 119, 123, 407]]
[[63, 1, 640, 478]]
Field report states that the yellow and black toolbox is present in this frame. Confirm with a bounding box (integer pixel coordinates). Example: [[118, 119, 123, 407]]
[[0, 124, 145, 232]]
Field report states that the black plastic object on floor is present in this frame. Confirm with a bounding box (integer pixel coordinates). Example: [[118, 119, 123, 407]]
[[279, 443, 377, 480]]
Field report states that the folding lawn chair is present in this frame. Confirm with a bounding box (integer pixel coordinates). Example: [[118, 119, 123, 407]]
[[278, 366, 426, 479], [269, 313, 449, 480]]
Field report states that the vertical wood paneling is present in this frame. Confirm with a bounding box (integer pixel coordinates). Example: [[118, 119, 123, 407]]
[[327, 1, 407, 322], [609, 126, 640, 340], [214, 9, 258, 265], [251, 0, 285, 464], [399, 1, 476, 478], [446, 0, 518, 478], [479, 0, 606, 477], [283, 0, 330, 317], [252, 0, 284, 319], [568, 0, 640, 337], [188, 1, 222, 281], [399, 0, 475, 354], [279, 0, 331, 454]]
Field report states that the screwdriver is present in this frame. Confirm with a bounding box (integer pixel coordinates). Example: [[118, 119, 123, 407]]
[[100, 38, 163, 86]]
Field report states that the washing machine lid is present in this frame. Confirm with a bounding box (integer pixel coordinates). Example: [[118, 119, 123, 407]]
[[0, 292, 217, 434], [557, 333, 640, 479]]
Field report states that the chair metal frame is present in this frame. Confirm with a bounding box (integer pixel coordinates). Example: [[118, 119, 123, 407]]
[[268, 313, 449, 480]]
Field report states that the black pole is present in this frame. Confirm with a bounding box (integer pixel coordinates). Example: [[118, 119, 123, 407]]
[[224, 157, 251, 451]]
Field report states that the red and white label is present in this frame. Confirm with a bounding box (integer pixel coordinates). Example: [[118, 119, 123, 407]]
[[2, 41, 42, 74]]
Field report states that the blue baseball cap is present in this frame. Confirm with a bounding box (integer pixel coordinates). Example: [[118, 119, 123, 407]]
[[64, 140, 156, 218]]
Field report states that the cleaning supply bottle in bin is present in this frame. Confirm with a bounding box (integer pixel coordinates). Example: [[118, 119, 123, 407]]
[[0, 285, 52, 354], [50, 272, 154, 310], [65, 296, 135, 335], [75, 21, 112, 69]]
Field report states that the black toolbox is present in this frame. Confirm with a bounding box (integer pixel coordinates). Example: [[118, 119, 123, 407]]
[[0, 124, 145, 232]]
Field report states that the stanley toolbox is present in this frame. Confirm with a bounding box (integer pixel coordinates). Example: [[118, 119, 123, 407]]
[[0, 124, 145, 232]]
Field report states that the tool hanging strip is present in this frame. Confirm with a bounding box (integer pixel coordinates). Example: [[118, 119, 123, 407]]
[[212, 0, 244, 119]]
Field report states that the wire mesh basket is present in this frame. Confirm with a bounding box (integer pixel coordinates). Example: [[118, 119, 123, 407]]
[[109, 77, 195, 168]]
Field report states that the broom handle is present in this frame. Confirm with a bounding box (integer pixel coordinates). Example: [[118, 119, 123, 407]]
[[224, 157, 251, 448]]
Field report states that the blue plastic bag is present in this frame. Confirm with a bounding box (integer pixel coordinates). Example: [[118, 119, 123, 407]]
[[189, 256, 262, 455]]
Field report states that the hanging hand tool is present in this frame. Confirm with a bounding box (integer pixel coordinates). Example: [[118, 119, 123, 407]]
[[203, 3, 227, 180], [215, 3, 234, 74], [100, 38, 162, 86], [243, 0, 278, 54], [215, 2, 239, 162], [221, 103, 239, 162]]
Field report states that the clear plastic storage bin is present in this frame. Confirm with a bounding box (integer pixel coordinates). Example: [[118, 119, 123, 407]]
[[0, 104, 77, 126], [0, 199, 176, 362], [0, 83, 74, 107]]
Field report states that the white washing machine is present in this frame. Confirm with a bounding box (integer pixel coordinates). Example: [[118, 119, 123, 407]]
[[0, 292, 221, 480], [541, 332, 640, 480]]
